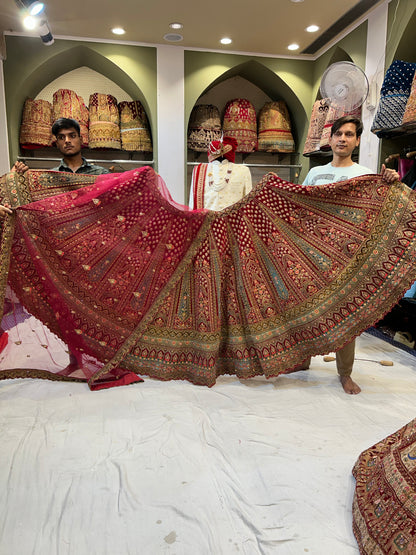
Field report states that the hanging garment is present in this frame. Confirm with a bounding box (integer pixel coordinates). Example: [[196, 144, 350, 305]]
[[303, 98, 330, 155], [88, 93, 121, 149], [352, 418, 416, 554], [1, 168, 416, 390], [187, 104, 222, 152], [319, 105, 362, 151], [189, 160, 252, 210], [118, 100, 152, 152], [371, 60, 416, 137], [19, 98, 53, 149], [223, 98, 257, 153], [52, 89, 89, 147], [257, 101, 295, 153], [402, 69, 416, 130]]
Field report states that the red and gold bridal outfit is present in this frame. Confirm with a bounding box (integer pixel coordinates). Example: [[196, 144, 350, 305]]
[[1, 168, 416, 389]]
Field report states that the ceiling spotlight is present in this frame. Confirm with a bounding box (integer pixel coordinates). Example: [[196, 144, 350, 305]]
[[306, 25, 320, 33], [16, 0, 45, 16], [288, 43, 299, 50], [220, 37, 232, 45], [22, 14, 38, 29], [112, 27, 125, 35], [290, 0, 304, 3], [169, 22, 183, 30]]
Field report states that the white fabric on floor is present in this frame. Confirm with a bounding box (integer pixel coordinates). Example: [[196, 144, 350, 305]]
[[1, 310, 415, 554]]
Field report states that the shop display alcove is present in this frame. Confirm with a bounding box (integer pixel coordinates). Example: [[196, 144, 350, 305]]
[[3, 37, 157, 174], [18, 67, 154, 173], [185, 64, 305, 205]]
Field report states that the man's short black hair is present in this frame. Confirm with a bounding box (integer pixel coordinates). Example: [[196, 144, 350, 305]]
[[52, 117, 81, 137], [330, 115, 363, 138]]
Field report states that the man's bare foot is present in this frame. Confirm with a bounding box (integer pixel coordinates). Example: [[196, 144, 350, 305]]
[[340, 375, 361, 395]]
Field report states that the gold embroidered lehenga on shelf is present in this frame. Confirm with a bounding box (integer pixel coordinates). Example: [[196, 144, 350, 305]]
[[1, 167, 416, 390]]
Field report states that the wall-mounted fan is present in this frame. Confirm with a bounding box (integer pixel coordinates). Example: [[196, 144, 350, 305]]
[[320, 61, 369, 112]]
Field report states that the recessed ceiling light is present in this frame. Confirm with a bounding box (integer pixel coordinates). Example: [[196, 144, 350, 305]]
[[290, 0, 304, 3], [163, 33, 183, 42], [112, 27, 125, 35], [220, 37, 232, 45], [288, 43, 299, 51], [169, 22, 183, 30], [306, 25, 320, 33]]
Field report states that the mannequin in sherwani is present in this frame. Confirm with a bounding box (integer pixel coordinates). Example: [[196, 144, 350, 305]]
[[189, 137, 252, 210]]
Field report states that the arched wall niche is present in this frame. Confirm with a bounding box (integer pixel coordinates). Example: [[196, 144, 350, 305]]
[[188, 60, 308, 150], [385, 1, 416, 68], [4, 36, 157, 164]]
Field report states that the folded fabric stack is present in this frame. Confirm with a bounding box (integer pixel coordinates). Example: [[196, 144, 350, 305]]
[[371, 60, 416, 137], [52, 88, 89, 147], [223, 98, 257, 153], [88, 93, 121, 149], [257, 101, 295, 153], [19, 98, 53, 149], [187, 104, 222, 152], [118, 100, 152, 152], [303, 98, 330, 155]]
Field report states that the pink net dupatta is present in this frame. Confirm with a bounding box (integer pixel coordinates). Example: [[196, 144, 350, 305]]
[[1, 167, 416, 389], [3, 168, 201, 389]]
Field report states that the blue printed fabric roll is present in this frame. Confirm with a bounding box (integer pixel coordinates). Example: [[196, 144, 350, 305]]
[[371, 60, 416, 137]]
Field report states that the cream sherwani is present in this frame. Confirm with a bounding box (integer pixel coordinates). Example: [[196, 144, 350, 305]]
[[189, 160, 252, 211]]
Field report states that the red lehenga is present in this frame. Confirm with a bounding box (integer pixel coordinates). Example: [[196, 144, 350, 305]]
[[1, 167, 416, 389]]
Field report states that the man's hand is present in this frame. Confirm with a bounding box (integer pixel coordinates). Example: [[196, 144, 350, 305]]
[[380, 164, 400, 184], [11, 161, 29, 174], [0, 204, 13, 217]]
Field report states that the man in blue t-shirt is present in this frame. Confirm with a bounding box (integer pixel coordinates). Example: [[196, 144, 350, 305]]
[[297, 115, 399, 395]]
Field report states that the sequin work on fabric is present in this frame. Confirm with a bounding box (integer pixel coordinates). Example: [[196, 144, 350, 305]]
[[118, 100, 152, 152], [223, 98, 257, 153], [303, 99, 330, 155], [88, 93, 121, 149], [19, 99, 53, 148], [2, 168, 416, 389], [187, 104, 222, 152], [257, 101, 295, 153], [352, 419, 416, 554]]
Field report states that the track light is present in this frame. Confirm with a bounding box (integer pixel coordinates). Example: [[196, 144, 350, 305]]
[[16, 0, 45, 16], [38, 20, 54, 45]]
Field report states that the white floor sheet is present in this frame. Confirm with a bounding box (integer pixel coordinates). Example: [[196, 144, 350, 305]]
[[1, 310, 415, 555]]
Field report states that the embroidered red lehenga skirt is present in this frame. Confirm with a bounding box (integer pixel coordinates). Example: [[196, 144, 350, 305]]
[[1, 167, 416, 389]]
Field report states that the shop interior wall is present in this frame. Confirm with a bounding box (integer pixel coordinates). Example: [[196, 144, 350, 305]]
[[3, 2, 414, 193]]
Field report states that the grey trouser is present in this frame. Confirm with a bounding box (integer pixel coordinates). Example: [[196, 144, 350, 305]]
[[297, 339, 356, 376]]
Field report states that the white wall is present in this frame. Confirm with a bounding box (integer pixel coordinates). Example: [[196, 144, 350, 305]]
[[0, 60, 10, 175], [156, 46, 185, 203], [359, 1, 389, 172]]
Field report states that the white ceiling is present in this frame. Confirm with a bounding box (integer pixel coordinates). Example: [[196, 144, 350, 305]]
[[1, 0, 384, 58]]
